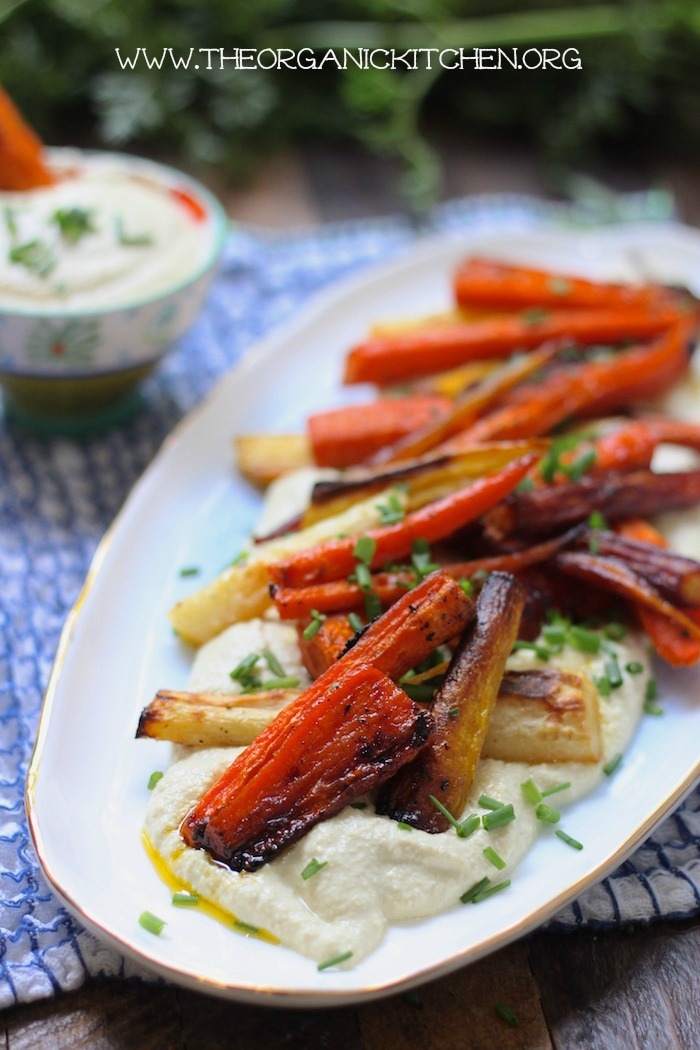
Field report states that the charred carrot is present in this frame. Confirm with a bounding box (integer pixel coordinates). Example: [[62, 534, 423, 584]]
[[458, 320, 693, 444], [485, 468, 700, 540], [308, 394, 451, 468], [453, 257, 674, 312], [268, 453, 538, 589], [574, 531, 700, 606], [181, 665, 433, 870], [0, 87, 54, 190], [617, 518, 700, 666], [377, 573, 525, 832], [343, 306, 681, 385], [553, 552, 700, 644], [297, 613, 356, 678]]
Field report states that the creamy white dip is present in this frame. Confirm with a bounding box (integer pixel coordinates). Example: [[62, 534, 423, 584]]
[[145, 629, 649, 967], [0, 161, 212, 311]]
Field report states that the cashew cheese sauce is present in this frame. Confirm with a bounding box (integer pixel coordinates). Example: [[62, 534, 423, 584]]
[[144, 455, 653, 967], [0, 160, 210, 311]]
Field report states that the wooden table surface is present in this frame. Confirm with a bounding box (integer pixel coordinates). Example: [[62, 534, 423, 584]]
[[8, 137, 700, 1047]]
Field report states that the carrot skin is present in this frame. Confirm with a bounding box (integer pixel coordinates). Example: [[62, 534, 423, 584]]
[[268, 453, 538, 589], [0, 87, 54, 189], [344, 307, 681, 385], [453, 257, 675, 313], [182, 666, 433, 871], [297, 614, 356, 677]]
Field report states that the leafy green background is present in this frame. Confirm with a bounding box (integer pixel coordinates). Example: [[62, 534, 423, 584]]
[[2, 1, 699, 207]]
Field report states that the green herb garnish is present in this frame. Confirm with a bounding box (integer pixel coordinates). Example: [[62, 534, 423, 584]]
[[262, 648, 285, 678], [478, 794, 504, 811], [460, 877, 491, 904], [471, 879, 511, 903], [147, 771, 163, 791], [521, 778, 542, 805], [555, 829, 584, 851], [172, 891, 199, 906], [301, 858, 328, 880], [302, 609, 326, 640], [139, 911, 166, 935], [625, 661, 644, 675], [567, 624, 601, 654], [603, 752, 623, 776], [9, 239, 56, 277], [411, 538, 439, 580], [483, 846, 506, 870], [535, 803, 560, 824], [376, 490, 405, 525], [482, 804, 516, 832], [178, 565, 200, 577], [348, 612, 364, 633], [53, 206, 96, 243], [317, 951, 353, 971]]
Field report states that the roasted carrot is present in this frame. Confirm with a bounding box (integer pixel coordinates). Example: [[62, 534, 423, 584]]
[[617, 518, 700, 666], [367, 344, 559, 466], [377, 573, 525, 832], [308, 394, 451, 468], [453, 257, 674, 313], [574, 531, 700, 606], [456, 320, 694, 444], [181, 665, 433, 870], [271, 527, 584, 620], [343, 306, 681, 385], [0, 87, 54, 190], [553, 552, 700, 644], [485, 468, 700, 540], [297, 613, 356, 678], [268, 453, 538, 589]]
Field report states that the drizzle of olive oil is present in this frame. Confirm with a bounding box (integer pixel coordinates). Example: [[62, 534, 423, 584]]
[[141, 831, 278, 945]]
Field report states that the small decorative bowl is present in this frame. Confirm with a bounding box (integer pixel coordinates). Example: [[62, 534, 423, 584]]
[[0, 149, 228, 432]]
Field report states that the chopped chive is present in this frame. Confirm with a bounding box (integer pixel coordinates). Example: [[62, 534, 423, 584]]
[[262, 648, 285, 678], [521, 778, 542, 805], [429, 794, 463, 832], [644, 700, 664, 716], [516, 476, 535, 493], [536, 803, 560, 824], [53, 206, 96, 243], [460, 877, 491, 904], [563, 448, 598, 482], [567, 625, 601, 653], [147, 770, 164, 791], [9, 238, 56, 277], [397, 822, 413, 831], [513, 640, 551, 661], [233, 919, 260, 935], [625, 661, 644, 675], [301, 858, 328, 880], [230, 550, 249, 566], [588, 535, 600, 554], [472, 879, 511, 903], [604, 656, 623, 690], [317, 951, 353, 971], [541, 781, 571, 798], [588, 510, 607, 530], [542, 623, 567, 647], [604, 622, 627, 641], [402, 682, 438, 703], [522, 307, 549, 325], [348, 612, 364, 633], [172, 891, 199, 907], [353, 535, 376, 566], [3, 205, 18, 238], [555, 829, 584, 851], [483, 846, 506, 870], [545, 608, 571, 627], [376, 491, 405, 525], [495, 1002, 518, 1027], [354, 562, 373, 590], [448, 707, 460, 719], [594, 675, 612, 698], [457, 814, 481, 839], [349, 801, 367, 810], [261, 676, 300, 690], [458, 576, 474, 597], [478, 794, 504, 811], [603, 752, 623, 776], [645, 678, 658, 702], [411, 538, 439, 579], [482, 804, 516, 831], [178, 565, 200, 577], [364, 591, 383, 621], [139, 911, 166, 935], [549, 276, 572, 297], [303, 609, 326, 640], [229, 652, 260, 681]]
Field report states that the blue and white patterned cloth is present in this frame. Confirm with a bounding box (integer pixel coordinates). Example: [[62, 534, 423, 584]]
[[2, 194, 699, 1007]]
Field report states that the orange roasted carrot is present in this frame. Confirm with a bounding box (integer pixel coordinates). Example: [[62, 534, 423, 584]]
[[343, 306, 681, 385], [453, 257, 674, 312], [0, 87, 54, 190], [617, 518, 700, 666], [367, 344, 558, 466], [180, 572, 473, 869], [297, 613, 356, 677], [455, 320, 693, 443], [308, 394, 451, 468], [181, 665, 433, 870], [268, 453, 538, 589]]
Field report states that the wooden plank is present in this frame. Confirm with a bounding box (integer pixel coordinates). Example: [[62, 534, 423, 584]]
[[358, 942, 552, 1050], [528, 919, 700, 1050], [5, 983, 182, 1050], [218, 150, 320, 228]]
